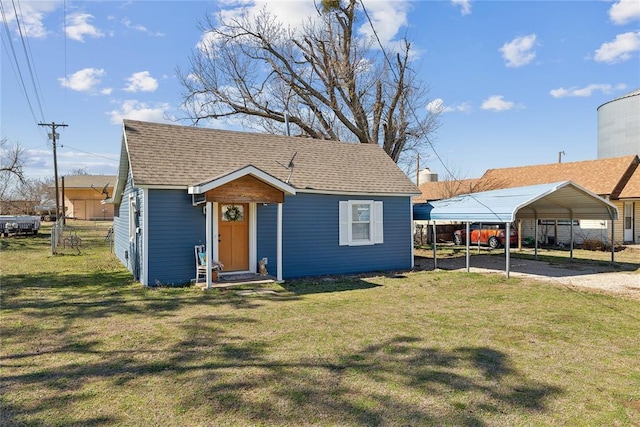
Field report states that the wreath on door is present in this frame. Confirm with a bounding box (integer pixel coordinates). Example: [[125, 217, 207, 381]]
[[223, 205, 242, 222]]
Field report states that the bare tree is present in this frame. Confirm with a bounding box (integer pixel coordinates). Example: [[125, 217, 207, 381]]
[[1, 137, 25, 180], [178, 0, 439, 162], [67, 167, 89, 176], [0, 137, 26, 202]]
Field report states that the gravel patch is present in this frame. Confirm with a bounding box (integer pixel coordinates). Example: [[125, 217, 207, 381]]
[[416, 253, 640, 299]]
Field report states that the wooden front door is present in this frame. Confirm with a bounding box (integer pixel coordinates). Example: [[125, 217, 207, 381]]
[[218, 203, 249, 272]]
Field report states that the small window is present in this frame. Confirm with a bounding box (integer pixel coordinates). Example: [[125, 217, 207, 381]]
[[339, 200, 383, 246]]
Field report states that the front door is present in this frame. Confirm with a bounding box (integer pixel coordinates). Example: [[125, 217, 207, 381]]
[[218, 203, 249, 272], [623, 202, 634, 243]]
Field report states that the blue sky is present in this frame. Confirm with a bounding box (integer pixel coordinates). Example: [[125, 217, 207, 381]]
[[2, 0, 639, 182]]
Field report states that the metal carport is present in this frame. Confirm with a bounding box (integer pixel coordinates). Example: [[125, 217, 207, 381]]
[[413, 181, 619, 277]]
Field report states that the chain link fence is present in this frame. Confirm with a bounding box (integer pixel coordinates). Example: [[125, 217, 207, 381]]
[[50, 220, 113, 255]]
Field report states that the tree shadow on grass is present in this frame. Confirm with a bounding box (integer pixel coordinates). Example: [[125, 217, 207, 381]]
[[281, 276, 382, 295], [188, 335, 563, 426], [2, 326, 564, 426]]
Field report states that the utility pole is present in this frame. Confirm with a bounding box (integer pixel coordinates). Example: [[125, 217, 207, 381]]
[[38, 122, 68, 222]]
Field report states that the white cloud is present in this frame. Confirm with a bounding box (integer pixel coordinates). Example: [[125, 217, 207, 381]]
[[426, 98, 471, 113], [58, 68, 106, 92], [549, 83, 627, 98], [24, 148, 119, 179], [356, 1, 410, 46], [123, 71, 158, 92], [427, 99, 446, 113], [499, 34, 537, 67], [204, 1, 411, 53], [3, 2, 58, 38], [452, 0, 472, 16], [481, 95, 514, 111], [122, 18, 164, 36], [217, 1, 319, 30], [107, 100, 171, 124], [609, 0, 640, 25], [66, 13, 104, 42], [594, 31, 640, 63]]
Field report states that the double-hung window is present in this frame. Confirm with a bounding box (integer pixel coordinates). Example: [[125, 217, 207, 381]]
[[339, 200, 383, 246]]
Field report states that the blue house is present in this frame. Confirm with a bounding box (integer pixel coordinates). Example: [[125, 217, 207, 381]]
[[107, 120, 420, 286]]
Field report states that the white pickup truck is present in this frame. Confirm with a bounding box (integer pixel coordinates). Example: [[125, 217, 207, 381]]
[[0, 215, 41, 237]]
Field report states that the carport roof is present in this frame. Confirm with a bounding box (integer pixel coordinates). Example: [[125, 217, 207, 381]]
[[413, 181, 618, 222]]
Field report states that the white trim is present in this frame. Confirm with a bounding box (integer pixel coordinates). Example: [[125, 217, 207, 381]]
[[142, 188, 149, 287], [138, 185, 188, 190], [212, 202, 219, 264], [128, 194, 136, 242], [249, 203, 257, 273], [410, 200, 414, 269], [205, 201, 213, 289], [299, 188, 419, 197], [277, 203, 283, 282], [373, 201, 384, 244], [188, 165, 296, 195]]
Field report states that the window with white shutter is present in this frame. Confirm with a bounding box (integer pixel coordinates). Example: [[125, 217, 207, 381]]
[[339, 200, 383, 246]]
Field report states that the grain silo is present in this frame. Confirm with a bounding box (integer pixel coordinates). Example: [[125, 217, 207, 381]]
[[597, 88, 640, 159]]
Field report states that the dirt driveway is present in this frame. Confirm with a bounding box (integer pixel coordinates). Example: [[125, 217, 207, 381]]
[[415, 251, 640, 299]]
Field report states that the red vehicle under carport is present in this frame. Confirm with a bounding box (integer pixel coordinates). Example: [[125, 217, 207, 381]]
[[453, 223, 518, 249]]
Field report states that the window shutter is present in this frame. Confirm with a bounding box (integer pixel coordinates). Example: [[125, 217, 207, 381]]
[[373, 201, 383, 244], [339, 201, 348, 246]]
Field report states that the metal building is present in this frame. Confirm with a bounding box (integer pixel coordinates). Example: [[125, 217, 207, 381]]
[[597, 88, 640, 159]]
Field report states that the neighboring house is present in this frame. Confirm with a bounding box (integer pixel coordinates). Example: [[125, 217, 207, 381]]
[[479, 155, 639, 245], [414, 178, 481, 203], [106, 120, 420, 286], [416, 155, 640, 245], [59, 175, 116, 220]]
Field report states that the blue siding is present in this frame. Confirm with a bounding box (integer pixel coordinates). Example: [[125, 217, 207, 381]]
[[113, 172, 143, 281], [146, 189, 206, 285], [258, 193, 413, 279], [256, 203, 278, 275], [117, 186, 413, 285]]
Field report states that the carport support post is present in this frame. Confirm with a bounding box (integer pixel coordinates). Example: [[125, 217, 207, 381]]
[[534, 216, 539, 259], [465, 222, 470, 273], [505, 222, 511, 278], [611, 220, 615, 263], [432, 222, 437, 270], [570, 214, 574, 261]]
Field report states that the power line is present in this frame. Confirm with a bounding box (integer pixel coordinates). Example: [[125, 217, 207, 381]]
[[62, 144, 119, 162], [12, 0, 46, 121], [14, 0, 47, 118], [359, 0, 501, 220], [0, 1, 41, 125]]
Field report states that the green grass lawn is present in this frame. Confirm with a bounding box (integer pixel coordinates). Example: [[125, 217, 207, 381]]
[[2, 222, 639, 426]]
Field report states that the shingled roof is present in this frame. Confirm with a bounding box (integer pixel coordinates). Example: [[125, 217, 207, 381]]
[[618, 166, 640, 199], [121, 120, 419, 196], [414, 178, 480, 203], [478, 155, 639, 198]]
